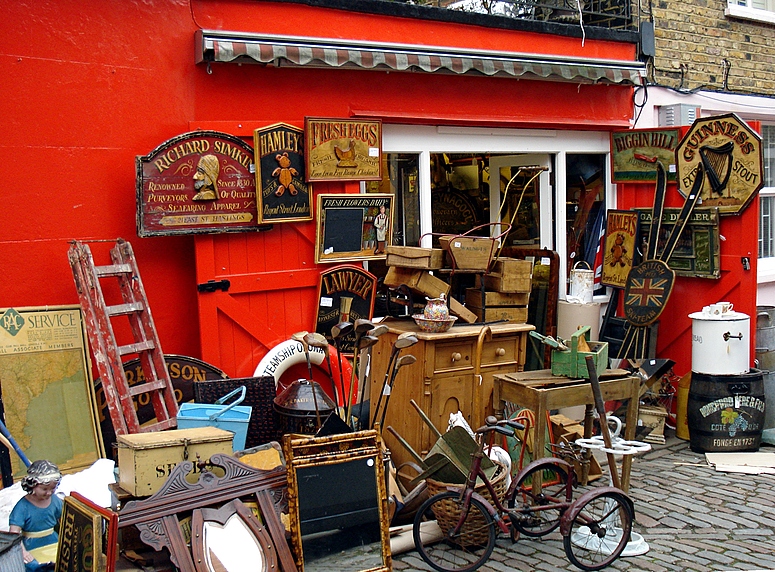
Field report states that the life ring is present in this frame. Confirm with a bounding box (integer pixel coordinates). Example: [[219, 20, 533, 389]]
[[254, 339, 353, 407]]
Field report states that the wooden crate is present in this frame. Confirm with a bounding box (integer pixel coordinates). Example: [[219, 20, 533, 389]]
[[439, 235, 495, 271], [465, 288, 530, 308], [481, 258, 533, 293], [384, 267, 450, 297], [117, 427, 234, 496], [471, 306, 529, 323], [386, 246, 445, 269], [550, 326, 608, 379], [383, 267, 477, 323]]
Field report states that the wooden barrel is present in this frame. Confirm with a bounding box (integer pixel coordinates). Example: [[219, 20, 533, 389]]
[[687, 369, 766, 453]]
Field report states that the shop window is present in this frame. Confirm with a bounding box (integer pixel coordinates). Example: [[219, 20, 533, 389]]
[[367, 154, 421, 247], [758, 125, 775, 270], [565, 154, 607, 271], [431, 153, 491, 241]]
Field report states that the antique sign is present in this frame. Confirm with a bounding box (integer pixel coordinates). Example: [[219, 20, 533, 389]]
[[137, 131, 263, 236], [635, 207, 721, 278], [624, 259, 676, 326], [0, 306, 103, 477], [315, 193, 394, 264], [601, 210, 638, 288], [95, 355, 226, 457], [254, 123, 312, 223], [675, 113, 763, 215], [56, 492, 118, 572], [315, 265, 377, 354], [431, 188, 480, 241], [305, 118, 382, 181], [611, 128, 680, 182]]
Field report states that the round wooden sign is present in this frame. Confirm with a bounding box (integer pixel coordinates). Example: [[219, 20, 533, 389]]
[[623, 259, 676, 326]]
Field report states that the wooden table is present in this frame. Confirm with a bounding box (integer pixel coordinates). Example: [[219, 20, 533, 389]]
[[492, 370, 640, 491]]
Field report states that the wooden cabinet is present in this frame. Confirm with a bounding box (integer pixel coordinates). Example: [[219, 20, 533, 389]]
[[369, 319, 533, 469]]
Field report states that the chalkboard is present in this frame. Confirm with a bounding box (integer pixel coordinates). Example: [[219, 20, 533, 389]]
[[324, 208, 364, 252], [315, 193, 394, 264]]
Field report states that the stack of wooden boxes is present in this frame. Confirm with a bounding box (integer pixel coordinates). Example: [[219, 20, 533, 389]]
[[467, 257, 533, 323], [383, 246, 478, 323]]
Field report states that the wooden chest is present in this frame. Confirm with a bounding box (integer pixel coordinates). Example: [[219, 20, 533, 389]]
[[117, 427, 234, 496], [481, 258, 533, 293]]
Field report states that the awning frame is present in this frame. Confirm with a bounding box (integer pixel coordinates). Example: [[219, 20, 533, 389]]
[[196, 30, 645, 86]]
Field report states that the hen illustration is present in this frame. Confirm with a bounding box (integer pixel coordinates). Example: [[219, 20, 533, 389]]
[[334, 139, 357, 168]]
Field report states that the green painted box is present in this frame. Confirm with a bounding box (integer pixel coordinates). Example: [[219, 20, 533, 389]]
[[551, 326, 608, 379]]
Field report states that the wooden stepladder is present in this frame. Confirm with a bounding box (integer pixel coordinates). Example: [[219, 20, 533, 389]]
[[69, 239, 178, 436]]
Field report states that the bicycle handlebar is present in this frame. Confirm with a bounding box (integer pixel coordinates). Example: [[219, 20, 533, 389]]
[[475, 416, 525, 436]]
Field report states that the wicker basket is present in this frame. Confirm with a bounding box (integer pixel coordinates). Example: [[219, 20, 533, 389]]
[[425, 462, 507, 546]]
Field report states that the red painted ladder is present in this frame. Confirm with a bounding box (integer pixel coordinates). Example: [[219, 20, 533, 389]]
[[68, 238, 178, 436]]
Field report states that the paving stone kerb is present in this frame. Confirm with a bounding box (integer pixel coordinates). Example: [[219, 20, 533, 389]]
[[393, 434, 775, 572]]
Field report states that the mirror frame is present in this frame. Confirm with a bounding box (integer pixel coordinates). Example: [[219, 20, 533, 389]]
[[283, 430, 391, 572], [191, 499, 278, 572]]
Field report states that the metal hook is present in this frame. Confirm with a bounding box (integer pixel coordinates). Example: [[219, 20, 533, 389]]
[[206, 62, 212, 75]]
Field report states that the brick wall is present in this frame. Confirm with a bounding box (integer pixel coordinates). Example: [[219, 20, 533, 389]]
[[650, 0, 775, 95]]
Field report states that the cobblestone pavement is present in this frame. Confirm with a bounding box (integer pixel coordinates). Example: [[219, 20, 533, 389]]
[[393, 434, 775, 572]]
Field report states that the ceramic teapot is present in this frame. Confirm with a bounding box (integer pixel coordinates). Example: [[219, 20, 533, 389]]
[[424, 293, 449, 320]]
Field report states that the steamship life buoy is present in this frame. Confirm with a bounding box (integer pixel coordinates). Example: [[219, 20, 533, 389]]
[[254, 339, 353, 407]]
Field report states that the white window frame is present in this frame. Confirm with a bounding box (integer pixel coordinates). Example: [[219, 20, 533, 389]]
[[758, 124, 775, 282], [726, 0, 775, 25], [381, 124, 616, 295]]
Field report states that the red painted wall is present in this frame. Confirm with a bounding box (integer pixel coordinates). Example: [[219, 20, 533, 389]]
[[617, 181, 758, 376], [2, 0, 639, 377]]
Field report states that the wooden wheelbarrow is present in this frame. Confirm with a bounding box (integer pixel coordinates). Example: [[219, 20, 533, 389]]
[[387, 400, 497, 487]]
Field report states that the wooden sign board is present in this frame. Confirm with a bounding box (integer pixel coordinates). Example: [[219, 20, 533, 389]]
[[624, 259, 676, 326], [675, 113, 764, 215], [601, 210, 638, 289], [634, 207, 721, 278], [56, 492, 118, 572], [611, 128, 680, 182], [305, 118, 382, 182], [254, 123, 313, 223], [316, 265, 377, 355], [95, 355, 227, 458], [136, 131, 264, 236], [315, 193, 394, 264]]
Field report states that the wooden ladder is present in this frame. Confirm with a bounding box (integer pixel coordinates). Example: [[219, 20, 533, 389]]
[[68, 238, 178, 436]]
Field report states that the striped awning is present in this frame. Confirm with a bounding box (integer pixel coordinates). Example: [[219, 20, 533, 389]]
[[196, 31, 645, 86]]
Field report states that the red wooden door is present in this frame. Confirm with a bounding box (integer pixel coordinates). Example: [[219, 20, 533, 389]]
[[194, 223, 321, 378]]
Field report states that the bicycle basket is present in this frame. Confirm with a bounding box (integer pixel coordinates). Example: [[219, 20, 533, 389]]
[[425, 461, 507, 546]]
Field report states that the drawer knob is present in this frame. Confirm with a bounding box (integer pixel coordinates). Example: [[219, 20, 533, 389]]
[[451, 352, 462, 362], [495, 347, 506, 356]]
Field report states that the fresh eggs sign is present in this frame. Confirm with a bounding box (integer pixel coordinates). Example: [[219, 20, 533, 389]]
[[136, 131, 261, 236]]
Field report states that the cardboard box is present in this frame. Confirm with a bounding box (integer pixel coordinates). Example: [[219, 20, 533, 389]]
[[117, 427, 234, 496], [386, 246, 445, 269], [480, 258, 533, 293]]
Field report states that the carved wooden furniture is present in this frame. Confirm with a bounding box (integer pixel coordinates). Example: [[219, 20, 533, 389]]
[[492, 370, 640, 491], [191, 499, 278, 572], [118, 453, 296, 572], [369, 319, 533, 469]]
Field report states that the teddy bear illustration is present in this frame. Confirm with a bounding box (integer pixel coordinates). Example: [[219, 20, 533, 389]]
[[272, 152, 299, 197], [606, 233, 630, 267]]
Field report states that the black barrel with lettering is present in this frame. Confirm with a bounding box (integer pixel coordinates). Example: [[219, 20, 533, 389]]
[[687, 369, 766, 453]]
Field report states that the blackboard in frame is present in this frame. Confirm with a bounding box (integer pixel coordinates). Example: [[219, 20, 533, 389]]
[[315, 193, 394, 264]]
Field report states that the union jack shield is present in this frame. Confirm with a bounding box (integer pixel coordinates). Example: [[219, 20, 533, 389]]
[[623, 259, 676, 326]]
